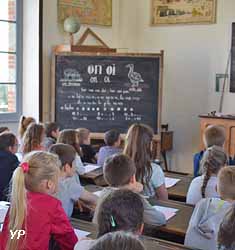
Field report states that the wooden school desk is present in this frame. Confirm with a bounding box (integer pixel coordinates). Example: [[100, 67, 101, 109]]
[[71, 219, 198, 250], [80, 169, 193, 202], [84, 185, 194, 244], [164, 172, 193, 202]]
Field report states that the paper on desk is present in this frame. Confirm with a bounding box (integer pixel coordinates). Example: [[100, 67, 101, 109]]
[[84, 164, 102, 174], [74, 228, 91, 240], [165, 177, 180, 189], [93, 190, 103, 197], [153, 205, 178, 221], [0, 207, 8, 224]]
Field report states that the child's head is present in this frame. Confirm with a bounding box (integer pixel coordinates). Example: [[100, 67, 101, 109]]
[[18, 115, 36, 139], [218, 166, 235, 201], [95, 189, 144, 237], [203, 125, 226, 148], [45, 122, 60, 139], [0, 126, 9, 134], [49, 143, 76, 177], [104, 154, 136, 187], [77, 128, 90, 145], [104, 129, 121, 147], [22, 123, 45, 154], [89, 231, 146, 250], [200, 145, 227, 198], [0, 132, 18, 154], [123, 123, 153, 188], [218, 206, 235, 250], [7, 151, 60, 249], [57, 129, 82, 156]]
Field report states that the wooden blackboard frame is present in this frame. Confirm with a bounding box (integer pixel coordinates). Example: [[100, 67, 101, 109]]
[[51, 51, 164, 142]]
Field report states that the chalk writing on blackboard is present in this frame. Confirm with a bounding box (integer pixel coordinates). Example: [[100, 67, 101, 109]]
[[54, 54, 161, 133]]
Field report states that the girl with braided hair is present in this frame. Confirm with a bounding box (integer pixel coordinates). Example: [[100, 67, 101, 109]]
[[186, 145, 227, 205]]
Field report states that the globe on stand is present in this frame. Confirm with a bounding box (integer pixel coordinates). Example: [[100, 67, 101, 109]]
[[64, 16, 81, 46]]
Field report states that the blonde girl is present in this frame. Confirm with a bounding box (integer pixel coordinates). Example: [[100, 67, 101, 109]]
[[22, 123, 45, 155], [186, 145, 227, 205], [1, 151, 78, 250], [57, 129, 85, 175], [123, 123, 168, 200]]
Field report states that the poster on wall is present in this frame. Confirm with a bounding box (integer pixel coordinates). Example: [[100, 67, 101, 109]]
[[151, 0, 217, 25], [58, 0, 112, 26]]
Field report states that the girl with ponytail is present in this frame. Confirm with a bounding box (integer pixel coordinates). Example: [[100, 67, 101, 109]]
[[74, 189, 144, 250], [186, 145, 227, 205], [0, 151, 78, 250]]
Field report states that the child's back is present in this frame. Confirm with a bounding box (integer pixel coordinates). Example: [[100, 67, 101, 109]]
[[1, 192, 77, 250], [185, 198, 230, 250]]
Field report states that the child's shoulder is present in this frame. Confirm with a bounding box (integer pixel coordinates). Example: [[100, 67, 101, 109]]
[[27, 191, 62, 208]]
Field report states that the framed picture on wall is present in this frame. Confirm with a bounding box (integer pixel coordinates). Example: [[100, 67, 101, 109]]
[[151, 0, 217, 26], [58, 0, 112, 26]]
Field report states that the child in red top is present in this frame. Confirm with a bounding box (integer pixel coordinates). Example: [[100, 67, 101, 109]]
[[0, 151, 78, 250]]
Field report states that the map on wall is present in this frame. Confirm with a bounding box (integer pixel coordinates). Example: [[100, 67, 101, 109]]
[[151, 0, 217, 25], [58, 0, 112, 26]]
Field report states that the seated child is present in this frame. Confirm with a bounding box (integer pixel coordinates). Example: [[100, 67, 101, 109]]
[[22, 123, 45, 155], [18, 115, 36, 145], [94, 154, 166, 226], [217, 201, 235, 250], [75, 189, 144, 250], [97, 129, 122, 167], [0, 151, 77, 250], [0, 127, 9, 134], [43, 122, 60, 150], [77, 128, 97, 163], [187, 145, 227, 205], [57, 129, 85, 175], [124, 123, 168, 200], [0, 133, 19, 201], [89, 231, 146, 250], [193, 125, 226, 177], [49, 143, 98, 217], [184, 166, 235, 250]]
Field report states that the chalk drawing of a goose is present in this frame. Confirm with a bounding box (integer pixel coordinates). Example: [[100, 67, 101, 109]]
[[126, 64, 144, 87]]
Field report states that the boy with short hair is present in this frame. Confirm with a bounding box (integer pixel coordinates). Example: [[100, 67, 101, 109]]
[[93, 154, 166, 226], [49, 143, 98, 217], [185, 166, 235, 250], [77, 128, 97, 163], [194, 125, 226, 177], [97, 129, 122, 167], [0, 132, 19, 200], [43, 122, 60, 150]]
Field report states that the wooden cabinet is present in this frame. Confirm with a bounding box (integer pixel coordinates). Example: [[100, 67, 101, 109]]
[[199, 115, 235, 157]]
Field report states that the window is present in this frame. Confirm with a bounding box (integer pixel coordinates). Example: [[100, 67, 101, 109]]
[[0, 0, 22, 121]]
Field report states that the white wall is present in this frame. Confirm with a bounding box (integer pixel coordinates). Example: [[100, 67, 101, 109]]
[[23, 0, 39, 119], [115, 0, 235, 173]]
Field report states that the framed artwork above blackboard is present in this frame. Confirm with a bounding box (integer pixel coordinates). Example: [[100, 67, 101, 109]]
[[58, 0, 112, 26], [151, 0, 217, 25], [51, 51, 163, 138]]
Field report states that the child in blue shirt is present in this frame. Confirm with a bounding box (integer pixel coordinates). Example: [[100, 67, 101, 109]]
[[49, 143, 98, 217], [194, 125, 226, 177]]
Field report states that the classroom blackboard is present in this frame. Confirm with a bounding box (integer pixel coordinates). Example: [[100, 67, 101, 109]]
[[51, 52, 163, 134], [230, 23, 235, 92]]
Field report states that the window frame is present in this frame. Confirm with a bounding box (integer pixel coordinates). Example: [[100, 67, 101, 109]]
[[0, 0, 23, 122]]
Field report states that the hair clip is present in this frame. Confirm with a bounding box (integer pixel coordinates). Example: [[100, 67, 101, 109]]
[[110, 215, 116, 228], [21, 162, 29, 173]]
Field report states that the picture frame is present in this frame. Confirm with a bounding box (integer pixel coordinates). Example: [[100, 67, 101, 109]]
[[151, 0, 217, 26], [58, 0, 112, 27]]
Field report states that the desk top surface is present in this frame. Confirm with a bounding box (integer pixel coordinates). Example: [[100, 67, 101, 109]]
[[71, 219, 196, 250], [85, 185, 193, 238], [81, 170, 193, 201]]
